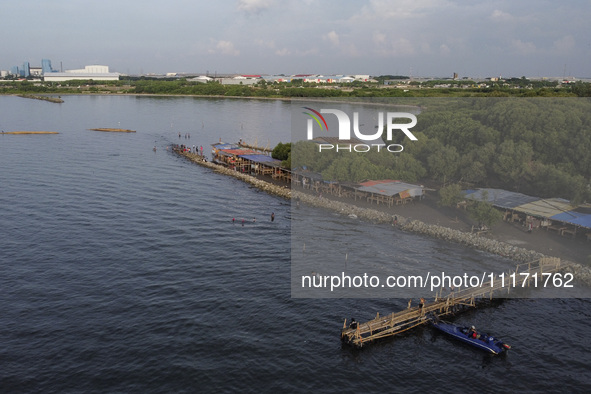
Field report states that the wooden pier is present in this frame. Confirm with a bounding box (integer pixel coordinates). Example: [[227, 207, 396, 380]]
[[341, 257, 567, 348]]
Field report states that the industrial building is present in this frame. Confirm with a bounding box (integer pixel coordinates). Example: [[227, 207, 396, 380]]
[[4, 58, 119, 82], [43, 65, 120, 82]]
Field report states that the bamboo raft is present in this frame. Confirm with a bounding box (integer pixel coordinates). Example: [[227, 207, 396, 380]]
[[238, 141, 272, 154], [88, 128, 136, 133], [341, 257, 566, 348], [1, 131, 59, 135]]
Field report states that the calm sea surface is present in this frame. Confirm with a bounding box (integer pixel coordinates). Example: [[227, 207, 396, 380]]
[[0, 95, 589, 393]]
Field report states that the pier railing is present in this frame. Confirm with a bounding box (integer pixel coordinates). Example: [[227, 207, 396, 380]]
[[341, 257, 566, 348]]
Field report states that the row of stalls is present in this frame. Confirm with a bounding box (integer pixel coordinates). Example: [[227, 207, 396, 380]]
[[212, 142, 425, 207], [291, 169, 424, 207], [211, 142, 291, 182], [464, 188, 591, 240]]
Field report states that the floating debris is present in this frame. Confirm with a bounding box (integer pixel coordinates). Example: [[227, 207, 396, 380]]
[[1, 131, 59, 135], [88, 128, 136, 133]]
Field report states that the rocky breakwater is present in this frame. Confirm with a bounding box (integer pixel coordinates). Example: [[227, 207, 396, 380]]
[[293, 190, 591, 286], [181, 152, 291, 199], [401, 220, 545, 263], [179, 151, 591, 285], [294, 190, 540, 261]]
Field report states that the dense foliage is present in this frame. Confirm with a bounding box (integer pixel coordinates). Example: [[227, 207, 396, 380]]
[[292, 98, 591, 203], [272, 142, 291, 160], [2, 77, 589, 98], [466, 191, 503, 228]]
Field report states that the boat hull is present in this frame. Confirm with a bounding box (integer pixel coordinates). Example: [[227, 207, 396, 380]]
[[431, 321, 510, 354]]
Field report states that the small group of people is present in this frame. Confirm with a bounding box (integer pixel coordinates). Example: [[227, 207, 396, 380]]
[[231, 212, 275, 225], [407, 297, 426, 314], [179, 132, 191, 139], [190, 145, 204, 155], [171, 144, 205, 156], [171, 143, 194, 153]]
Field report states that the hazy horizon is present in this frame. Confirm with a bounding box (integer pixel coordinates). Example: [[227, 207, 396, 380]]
[[2, 0, 590, 78]]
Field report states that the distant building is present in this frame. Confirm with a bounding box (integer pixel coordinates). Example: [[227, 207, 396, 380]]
[[262, 75, 291, 83], [43, 65, 120, 82], [21, 62, 30, 77], [189, 75, 213, 83], [67, 65, 110, 74], [217, 75, 260, 85], [42, 59, 56, 74], [30, 66, 42, 76]]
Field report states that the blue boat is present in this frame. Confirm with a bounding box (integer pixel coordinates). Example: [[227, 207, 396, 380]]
[[431, 320, 511, 355]]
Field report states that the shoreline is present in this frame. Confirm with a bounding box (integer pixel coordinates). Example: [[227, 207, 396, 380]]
[[178, 151, 591, 284], [6, 92, 424, 108]]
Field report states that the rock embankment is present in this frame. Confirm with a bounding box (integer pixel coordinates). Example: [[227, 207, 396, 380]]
[[183, 152, 291, 199], [16, 94, 64, 103], [180, 151, 591, 283]]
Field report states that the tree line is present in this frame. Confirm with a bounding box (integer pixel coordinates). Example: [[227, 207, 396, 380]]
[[2, 78, 590, 98], [290, 98, 591, 204]]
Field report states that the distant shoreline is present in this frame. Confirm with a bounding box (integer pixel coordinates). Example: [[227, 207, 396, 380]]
[[6, 92, 423, 109]]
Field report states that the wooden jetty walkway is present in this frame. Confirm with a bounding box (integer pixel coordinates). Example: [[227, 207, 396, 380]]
[[341, 257, 568, 348]]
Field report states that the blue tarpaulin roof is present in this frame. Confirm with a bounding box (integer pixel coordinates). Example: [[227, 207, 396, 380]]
[[550, 212, 591, 228], [465, 188, 591, 229], [463, 188, 537, 209], [212, 143, 239, 150]]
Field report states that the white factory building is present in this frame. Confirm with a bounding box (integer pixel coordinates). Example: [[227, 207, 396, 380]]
[[43, 65, 120, 82]]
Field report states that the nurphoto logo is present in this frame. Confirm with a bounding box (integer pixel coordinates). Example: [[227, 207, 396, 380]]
[[303, 107, 418, 153]]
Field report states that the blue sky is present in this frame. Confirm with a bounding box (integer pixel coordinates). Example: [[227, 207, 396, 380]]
[[2, 0, 590, 77]]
